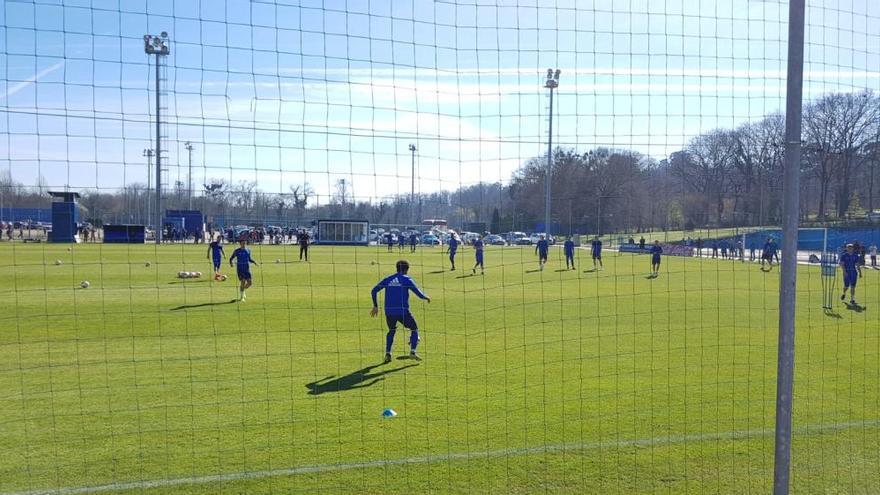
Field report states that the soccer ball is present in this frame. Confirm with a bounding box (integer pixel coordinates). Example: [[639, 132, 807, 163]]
[[219, 274, 228, 281], [178, 271, 187, 278], [55, 260, 62, 266], [80, 281, 90, 289], [67, 247, 71, 252], [275, 258, 281, 263], [371, 261, 376, 265], [145, 262, 151, 267], [195, 271, 202, 278]]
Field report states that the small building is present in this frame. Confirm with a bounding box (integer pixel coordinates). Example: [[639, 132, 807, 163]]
[[47, 191, 80, 243], [314, 219, 369, 246]]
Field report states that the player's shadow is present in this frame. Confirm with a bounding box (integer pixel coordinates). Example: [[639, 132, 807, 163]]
[[428, 270, 447, 274], [823, 309, 843, 319], [455, 273, 475, 279], [554, 268, 572, 272], [525, 269, 542, 273], [583, 268, 597, 273], [305, 363, 419, 395], [170, 299, 238, 311], [845, 303, 866, 313]]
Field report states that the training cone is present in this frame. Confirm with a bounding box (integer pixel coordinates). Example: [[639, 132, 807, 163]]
[[381, 408, 397, 418]]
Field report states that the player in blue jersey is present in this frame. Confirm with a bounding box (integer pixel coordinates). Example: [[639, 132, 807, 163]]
[[839, 243, 863, 305], [206, 235, 225, 279], [761, 237, 777, 270], [649, 240, 663, 277], [447, 234, 460, 271], [370, 260, 431, 363], [535, 234, 550, 271], [590, 236, 603, 270], [472, 235, 485, 275], [563, 236, 576, 270], [229, 238, 259, 301], [409, 232, 419, 253], [385, 232, 394, 252], [397, 232, 406, 252]]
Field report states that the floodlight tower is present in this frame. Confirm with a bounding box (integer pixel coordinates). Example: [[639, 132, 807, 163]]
[[144, 32, 169, 243], [544, 68, 560, 237], [143, 148, 153, 224]]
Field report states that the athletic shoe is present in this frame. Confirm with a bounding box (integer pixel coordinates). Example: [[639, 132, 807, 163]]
[[851, 299, 857, 306], [409, 351, 422, 361], [384, 353, 392, 364], [841, 294, 846, 301], [472, 268, 476, 274]]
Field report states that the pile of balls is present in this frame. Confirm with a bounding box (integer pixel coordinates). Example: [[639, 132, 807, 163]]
[[177, 271, 202, 279]]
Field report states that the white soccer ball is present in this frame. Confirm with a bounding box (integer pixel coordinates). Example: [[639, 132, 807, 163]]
[[195, 271, 202, 278], [145, 262, 151, 267], [275, 258, 281, 263], [55, 259, 62, 265], [67, 247, 72, 252], [178, 271, 187, 278], [80, 281, 90, 289], [219, 274, 228, 281]]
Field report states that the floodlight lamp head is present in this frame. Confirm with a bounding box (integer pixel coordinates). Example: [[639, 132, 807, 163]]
[[408, 144, 416, 152], [554, 69, 561, 80]]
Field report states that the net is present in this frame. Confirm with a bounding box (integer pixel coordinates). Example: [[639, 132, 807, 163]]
[[1, 1, 879, 493]]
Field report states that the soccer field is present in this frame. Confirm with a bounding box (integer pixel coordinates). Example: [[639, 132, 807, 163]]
[[1, 243, 878, 494]]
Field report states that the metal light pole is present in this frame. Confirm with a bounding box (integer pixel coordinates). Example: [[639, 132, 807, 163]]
[[773, 0, 805, 493], [544, 69, 560, 236], [143, 148, 153, 225], [185, 141, 194, 209], [408, 143, 416, 225], [144, 32, 169, 244]]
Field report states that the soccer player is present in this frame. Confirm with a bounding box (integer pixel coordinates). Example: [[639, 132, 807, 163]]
[[385, 232, 394, 252], [535, 234, 549, 271], [564, 236, 576, 270], [229, 238, 259, 301], [207, 235, 225, 279], [447, 234, 459, 271], [298, 229, 311, 261], [649, 240, 663, 277], [839, 243, 862, 305], [761, 237, 776, 270], [398, 232, 406, 252], [590, 236, 603, 270], [370, 260, 431, 363], [870, 244, 878, 268], [409, 232, 418, 253], [472, 235, 485, 275]]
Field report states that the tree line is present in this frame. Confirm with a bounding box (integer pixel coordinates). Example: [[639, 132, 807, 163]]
[[2, 91, 878, 234]]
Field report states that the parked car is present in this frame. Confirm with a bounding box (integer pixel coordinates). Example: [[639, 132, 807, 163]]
[[421, 234, 441, 245], [485, 234, 506, 246], [529, 233, 555, 245], [505, 231, 529, 245]]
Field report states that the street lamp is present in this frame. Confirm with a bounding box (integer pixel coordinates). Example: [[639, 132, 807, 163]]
[[408, 143, 416, 225], [544, 68, 560, 236], [144, 32, 169, 243]]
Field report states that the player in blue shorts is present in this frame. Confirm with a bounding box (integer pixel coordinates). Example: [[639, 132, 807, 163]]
[[649, 240, 663, 277], [371, 260, 431, 363], [761, 237, 776, 270], [839, 243, 863, 305], [229, 238, 259, 301], [207, 235, 225, 279], [590, 236, 603, 270], [447, 234, 459, 271], [535, 234, 549, 271], [472, 236, 485, 275], [564, 236, 576, 270], [398, 232, 406, 252]]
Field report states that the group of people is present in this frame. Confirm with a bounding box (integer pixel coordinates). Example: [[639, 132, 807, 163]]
[[385, 232, 422, 253]]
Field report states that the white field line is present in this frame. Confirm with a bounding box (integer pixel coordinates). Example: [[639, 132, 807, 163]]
[[4, 419, 879, 495]]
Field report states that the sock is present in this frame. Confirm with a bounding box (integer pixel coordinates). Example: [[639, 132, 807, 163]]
[[409, 330, 420, 351], [385, 328, 397, 354]]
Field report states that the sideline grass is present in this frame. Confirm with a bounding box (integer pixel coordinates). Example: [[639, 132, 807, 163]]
[[0, 242, 878, 494]]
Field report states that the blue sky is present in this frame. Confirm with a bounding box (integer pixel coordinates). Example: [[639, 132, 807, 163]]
[[1, 0, 879, 203]]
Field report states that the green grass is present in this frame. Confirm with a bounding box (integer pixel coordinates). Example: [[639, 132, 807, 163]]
[[1, 242, 878, 494]]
